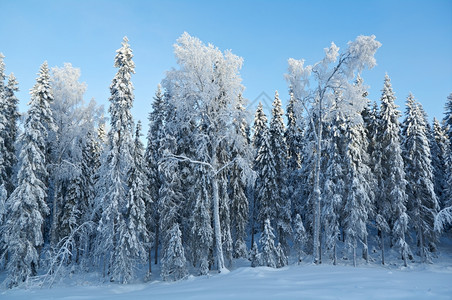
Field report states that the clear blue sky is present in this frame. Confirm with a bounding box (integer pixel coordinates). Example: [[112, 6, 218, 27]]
[[1, 0, 451, 130]]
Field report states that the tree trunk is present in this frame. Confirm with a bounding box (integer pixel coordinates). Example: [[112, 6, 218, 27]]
[[50, 185, 59, 247], [148, 247, 152, 274], [353, 246, 356, 267], [312, 112, 323, 265], [362, 235, 368, 263], [212, 175, 225, 271]]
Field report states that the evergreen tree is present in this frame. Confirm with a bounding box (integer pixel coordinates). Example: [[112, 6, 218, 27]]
[[293, 214, 308, 264], [402, 96, 439, 262], [161, 223, 188, 281], [250, 242, 259, 267], [443, 93, 452, 144], [112, 121, 149, 283], [97, 37, 136, 282], [229, 95, 250, 259], [189, 165, 213, 275], [2, 62, 55, 287], [251, 102, 267, 246], [343, 122, 373, 266], [285, 92, 304, 218], [144, 85, 165, 267], [431, 118, 450, 209], [2, 73, 20, 196], [376, 74, 410, 266], [255, 125, 278, 229], [270, 91, 291, 254], [258, 219, 278, 268], [321, 110, 346, 265]]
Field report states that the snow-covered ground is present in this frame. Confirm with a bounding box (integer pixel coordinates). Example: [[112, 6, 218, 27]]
[[2, 235, 452, 300], [2, 262, 451, 299]]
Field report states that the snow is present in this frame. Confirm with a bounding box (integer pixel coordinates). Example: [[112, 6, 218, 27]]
[[3, 257, 452, 299]]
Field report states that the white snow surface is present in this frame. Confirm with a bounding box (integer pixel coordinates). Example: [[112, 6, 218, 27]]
[[2, 260, 451, 300]]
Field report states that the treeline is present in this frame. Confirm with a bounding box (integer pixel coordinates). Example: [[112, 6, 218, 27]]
[[0, 33, 451, 287]]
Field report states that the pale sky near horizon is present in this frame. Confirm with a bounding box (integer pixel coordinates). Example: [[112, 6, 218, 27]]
[[1, 0, 451, 130]]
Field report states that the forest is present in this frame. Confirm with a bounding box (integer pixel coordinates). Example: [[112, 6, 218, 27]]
[[1, 32, 452, 288]]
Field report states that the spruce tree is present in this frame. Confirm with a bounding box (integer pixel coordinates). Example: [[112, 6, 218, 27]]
[[376, 74, 410, 266], [285, 92, 304, 219], [229, 95, 250, 259], [144, 85, 165, 266], [270, 91, 291, 254], [161, 223, 188, 281], [2, 73, 20, 196], [258, 219, 278, 268], [402, 96, 439, 262], [322, 110, 346, 265], [443, 93, 452, 144], [113, 121, 149, 283], [97, 37, 136, 282], [343, 122, 372, 266], [431, 118, 450, 209], [255, 124, 278, 229], [293, 214, 308, 264], [251, 102, 267, 246], [3, 62, 55, 287]]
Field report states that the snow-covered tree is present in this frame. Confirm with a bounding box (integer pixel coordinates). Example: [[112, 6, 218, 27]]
[[376, 75, 410, 266], [189, 165, 213, 275], [258, 219, 278, 268], [96, 37, 136, 281], [343, 122, 373, 266], [285, 35, 381, 263], [111, 121, 149, 283], [285, 92, 304, 218], [431, 119, 450, 209], [2, 73, 20, 196], [443, 93, 452, 144], [161, 32, 249, 272], [270, 91, 291, 254], [402, 95, 439, 262], [160, 223, 188, 281], [254, 124, 278, 229], [49, 63, 100, 247], [2, 62, 55, 287], [321, 109, 346, 265], [251, 102, 267, 246], [293, 214, 308, 263], [144, 85, 165, 267], [229, 94, 251, 259]]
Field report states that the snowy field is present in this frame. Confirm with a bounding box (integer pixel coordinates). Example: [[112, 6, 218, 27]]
[[3, 238, 452, 300], [1, 263, 452, 300]]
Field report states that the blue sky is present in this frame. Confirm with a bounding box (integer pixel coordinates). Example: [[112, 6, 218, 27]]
[[1, 0, 451, 129]]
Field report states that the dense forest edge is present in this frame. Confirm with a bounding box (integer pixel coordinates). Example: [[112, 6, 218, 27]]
[[1, 33, 452, 288]]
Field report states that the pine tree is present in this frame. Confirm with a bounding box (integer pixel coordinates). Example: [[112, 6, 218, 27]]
[[402, 96, 439, 262], [376, 74, 410, 266], [270, 91, 291, 255], [97, 37, 136, 282], [2, 62, 55, 287], [250, 242, 259, 267]]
